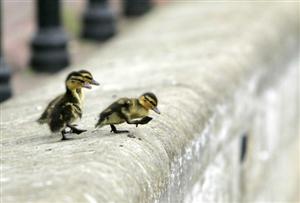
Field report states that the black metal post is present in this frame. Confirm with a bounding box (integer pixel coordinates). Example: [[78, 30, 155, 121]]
[[124, 0, 152, 16], [30, 0, 70, 73], [0, 0, 12, 102], [81, 0, 116, 41]]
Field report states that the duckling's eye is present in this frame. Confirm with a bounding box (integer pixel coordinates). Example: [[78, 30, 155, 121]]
[[149, 101, 156, 106]]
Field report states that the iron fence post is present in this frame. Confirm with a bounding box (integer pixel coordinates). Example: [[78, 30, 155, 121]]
[[124, 0, 152, 16], [0, 0, 12, 102], [30, 0, 70, 73], [81, 0, 116, 41]]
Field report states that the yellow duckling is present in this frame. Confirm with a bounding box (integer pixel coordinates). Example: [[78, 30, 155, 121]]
[[95, 92, 160, 133], [38, 70, 99, 140]]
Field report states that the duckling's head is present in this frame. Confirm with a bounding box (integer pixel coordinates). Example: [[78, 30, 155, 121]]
[[139, 92, 160, 114], [78, 70, 100, 86], [66, 70, 99, 90]]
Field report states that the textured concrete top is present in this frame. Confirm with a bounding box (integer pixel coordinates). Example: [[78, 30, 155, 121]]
[[1, 2, 298, 203]]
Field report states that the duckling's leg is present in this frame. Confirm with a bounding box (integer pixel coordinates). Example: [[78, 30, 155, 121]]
[[110, 124, 129, 134], [67, 124, 87, 135]]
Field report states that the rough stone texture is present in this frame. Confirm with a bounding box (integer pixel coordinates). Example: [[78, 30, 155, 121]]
[[1, 2, 299, 203], [242, 60, 299, 203]]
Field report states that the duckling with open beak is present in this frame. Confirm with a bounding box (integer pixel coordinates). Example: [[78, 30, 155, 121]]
[[95, 92, 160, 133], [37, 70, 99, 140]]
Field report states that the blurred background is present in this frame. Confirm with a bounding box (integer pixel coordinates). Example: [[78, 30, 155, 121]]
[[1, 0, 166, 101]]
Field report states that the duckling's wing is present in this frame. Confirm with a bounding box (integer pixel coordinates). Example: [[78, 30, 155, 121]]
[[37, 94, 63, 124], [49, 103, 79, 132], [95, 99, 130, 128], [98, 98, 131, 121]]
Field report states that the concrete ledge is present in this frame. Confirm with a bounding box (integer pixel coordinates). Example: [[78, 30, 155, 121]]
[[1, 2, 299, 203]]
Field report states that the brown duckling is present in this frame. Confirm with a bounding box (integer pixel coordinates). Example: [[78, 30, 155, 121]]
[[95, 92, 160, 133], [38, 70, 99, 140]]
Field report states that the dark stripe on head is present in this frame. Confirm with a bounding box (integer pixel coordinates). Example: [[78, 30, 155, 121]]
[[83, 75, 93, 80], [78, 70, 93, 80], [147, 99, 156, 106], [66, 72, 83, 82], [70, 77, 85, 83], [143, 92, 158, 105]]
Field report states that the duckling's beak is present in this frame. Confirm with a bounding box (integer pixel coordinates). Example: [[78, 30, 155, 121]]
[[83, 82, 92, 89], [152, 107, 161, 114], [91, 79, 100, 86]]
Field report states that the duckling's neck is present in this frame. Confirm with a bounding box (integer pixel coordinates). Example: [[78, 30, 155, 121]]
[[136, 99, 149, 111], [130, 99, 149, 118], [76, 88, 84, 101], [66, 88, 83, 104]]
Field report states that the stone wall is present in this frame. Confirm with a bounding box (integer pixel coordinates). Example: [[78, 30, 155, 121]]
[[159, 58, 299, 203], [1, 2, 299, 203], [243, 59, 299, 202]]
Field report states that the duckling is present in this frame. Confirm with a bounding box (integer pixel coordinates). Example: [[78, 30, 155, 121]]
[[38, 70, 99, 140], [95, 92, 160, 133]]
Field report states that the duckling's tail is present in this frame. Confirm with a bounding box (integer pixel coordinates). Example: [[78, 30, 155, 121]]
[[95, 117, 105, 128], [37, 117, 47, 124], [37, 110, 49, 124], [95, 121, 104, 128]]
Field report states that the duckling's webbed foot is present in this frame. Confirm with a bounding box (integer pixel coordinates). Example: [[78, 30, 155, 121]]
[[140, 116, 153, 124], [134, 116, 153, 127], [72, 128, 87, 134], [110, 124, 129, 134], [67, 124, 87, 135], [61, 129, 69, 140]]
